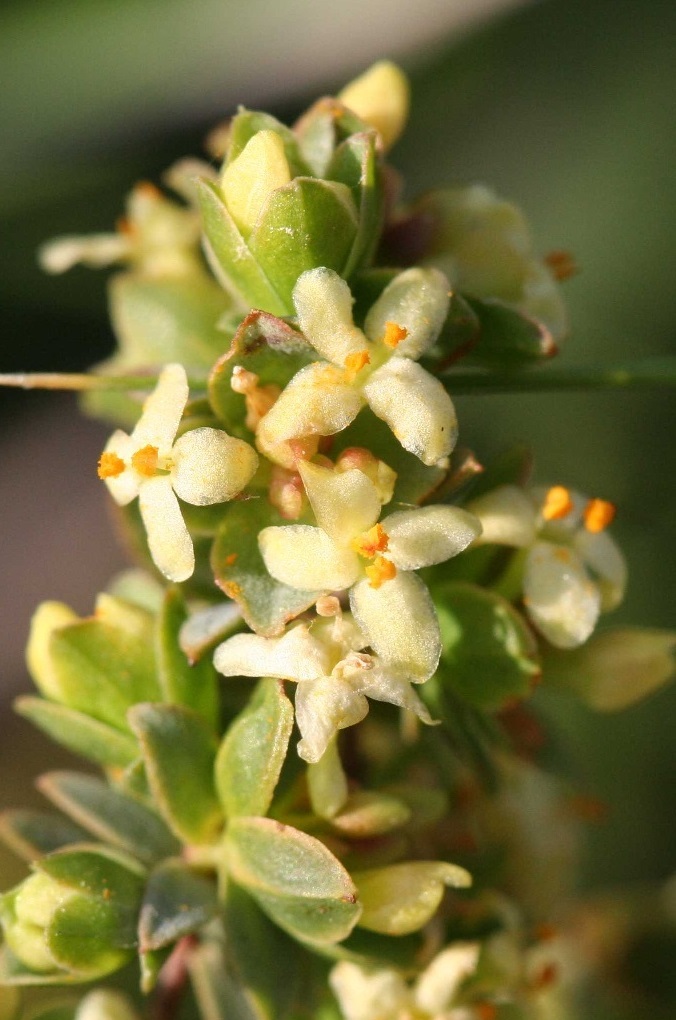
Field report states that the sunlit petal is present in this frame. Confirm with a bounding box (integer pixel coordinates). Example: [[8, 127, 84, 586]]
[[214, 623, 329, 682], [293, 267, 369, 365], [414, 944, 481, 1013], [171, 428, 258, 505], [524, 541, 600, 649], [101, 430, 138, 505], [364, 267, 450, 359], [364, 359, 457, 466], [467, 484, 537, 547], [355, 663, 435, 723], [574, 528, 627, 611], [384, 505, 482, 570], [299, 461, 381, 546], [138, 475, 194, 582], [330, 961, 409, 1020], [295, 675, 369, 763], [259, 525, 360, 591], [131, 363, 188, 453], [350, 573, 441, 681]]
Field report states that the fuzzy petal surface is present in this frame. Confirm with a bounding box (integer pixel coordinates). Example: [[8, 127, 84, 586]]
[[171, 427, 258, 505], [524, 541, 601, 649], [414, 944, 481, 1013], [574, 528, 627, 611], [295, 675, 369, 763], [330, 961, 409, 1020], [130, 363, 188, 453], [293, 267, 368, 365], [102, 430, 138, 506], [138, 475, 194, 582], [354, 662, 435, 723], [259, 525, 361, 591], [350, 573, 441, 681], [214, 623, 329, 682], [364, 267, 450, 359], [299, 461, 381, 546], [384, 505, 482, 570], [467, 484, 538, 547], [364, 359, 457, 466]]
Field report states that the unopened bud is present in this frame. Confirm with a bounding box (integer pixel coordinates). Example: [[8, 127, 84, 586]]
[[338, 61, 410, 150], [221, 130, 292, 237]]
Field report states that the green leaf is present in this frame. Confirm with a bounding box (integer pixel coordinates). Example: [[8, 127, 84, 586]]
[[197, 180, 286, 314], [227, 110, 309, 178], [128, 703, 223, 844], [46, 896, 134, 976], [249, 178, 358, 309], [215, 679, 293, 818], [37, 771, 180, 865], [327, 132, 384, 277], [224, 817, 361, 944], [434, 583, 540, 711], [0, 945, 79, 987], [188, 928, 263, 1020], [311, 926, 423, 969], [0, 810, 89, 862], [462, 297, 556, 368], [295, 106, 337, 177], [421, 293, 481, 371], [37, 844, 146, 899], [329, 792, 411, 839], [13, 697, 138, 769], [211, 500, 321, 637], [222, 881, 302, 1020], [138, 860, 218, 952], [178, 600, 243, 665], [353, 861, 471, 935], [155, 588, 219, 730], [46, 616, 160, 732]]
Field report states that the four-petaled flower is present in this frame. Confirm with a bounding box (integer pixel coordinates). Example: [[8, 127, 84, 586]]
[[258, 460, 481, 679], [214, 612, 433, 763], [467, 483, 626, 648], [256, 266, 458, 469], [97, 363, 258, 582]]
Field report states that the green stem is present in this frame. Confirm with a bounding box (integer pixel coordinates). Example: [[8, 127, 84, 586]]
[[440, 356, 676, 395], [0, 372, 208, 392]]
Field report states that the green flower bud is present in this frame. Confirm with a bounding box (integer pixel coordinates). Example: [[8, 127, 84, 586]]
[[75, 989, 141, 1020], [0, 847, 145, 982], [198, 82, 388, 315]]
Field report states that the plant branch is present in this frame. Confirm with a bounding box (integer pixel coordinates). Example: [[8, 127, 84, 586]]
[[439, 356, 676, 395]]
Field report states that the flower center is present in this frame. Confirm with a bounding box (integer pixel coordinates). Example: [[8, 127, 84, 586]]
[[343, 349, 371, 382], [541, 485, 573, 521], [131, 444, 160, 477], [583, 497, 615, 533], [97, 451, 125, 479], [351, 522, 389, 558], [364, 555, 397, 589], [381, 320, 408, 348]]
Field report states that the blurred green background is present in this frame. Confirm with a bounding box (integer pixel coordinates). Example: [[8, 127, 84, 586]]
[[1, 0, 674, 1013]]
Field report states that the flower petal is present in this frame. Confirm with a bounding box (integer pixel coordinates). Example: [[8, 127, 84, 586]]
[[364, 267, 450, 359], [414, 944, 481, 1013], [293, 267, 368, 365], [138, 476, 194, 582], [355, 662, 435, 723], [131, 363, 188, 453], [384, 505, 482, 570], [101, 430, 138, 506], [38, 233, 131, 274], [329, 961, 409, 1020], [466, 484, 537, 547], [214, 623, 329, 682], [574, 528, 627, 611], [259, 525, 360, 591], [363, 359, 457, 466], [350, 573, 441, 681], [295, 675, 369, 763], [523, 541, 601, 649], [257, 362, 364, 469], [299, 461, 381, 546], [171, 428, 258, 505]]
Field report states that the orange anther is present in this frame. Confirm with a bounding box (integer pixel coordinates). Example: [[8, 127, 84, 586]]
[[224, 553, 238, 566], [583, 498, 616, 533], [344, 350, 371, 379], [542, 485, 573, 521], [531, 962, 559, 991], [134, 180, 162, 200], [364, 555, 397, 589], [382, 321, 408, 348], [351, 523, 389, 559], [545, 250, 578, 281], [476, 1005, 498, 1020], [97, 451, 125, 480], [131, 444, 159, 477]]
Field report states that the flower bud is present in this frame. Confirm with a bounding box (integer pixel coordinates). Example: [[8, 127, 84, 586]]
[[76, 989, 141, 1020], [0, 847, 145, 981], [338, 61, 410, 151]]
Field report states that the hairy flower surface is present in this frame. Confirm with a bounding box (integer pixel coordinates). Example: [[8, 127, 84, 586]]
[[467, 484, 626, 648], [257, 266, 458, 468], [214, 611, 433, 762], [330, 943, 481, 1020], [259, 460, 481, 674], [98, 364, 258, 582]]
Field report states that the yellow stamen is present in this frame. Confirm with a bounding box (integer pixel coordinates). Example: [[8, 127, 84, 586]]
[[351, 523, 389, 559], [131, 444, 159, 478], [364, 555, 397, 589], [97, 451, 125, 480], [343, 349, 371, 381], [544, 249, 578, 281], [584, 498, 616, 533], [382, 321, 408, 348], [542, 485, 573, 521]]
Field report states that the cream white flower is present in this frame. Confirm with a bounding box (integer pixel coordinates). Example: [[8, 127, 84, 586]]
[[214, 611, 433, 763], [467, 484, 627, 648], [329, 943, 481, 1020], [97, 364, 258, 583], [256, 266, 458, 469], [258, 460, 481, 679]]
